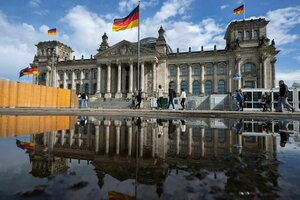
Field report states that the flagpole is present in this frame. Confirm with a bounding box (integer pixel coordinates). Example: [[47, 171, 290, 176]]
[[244, 1, 246, 20], [137, 1, 141, 91]]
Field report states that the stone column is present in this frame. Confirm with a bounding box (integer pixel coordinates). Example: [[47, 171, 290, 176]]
[[61, 130, 65, 145], [105, 64, 112, 98], [127, 61, 134, 98], [271, 59, 276, 88], [63, 71, 67, 89], [213, 63, 218, 93], [127, 122, 132, 156], [96, 66, 101, 97], [152, 127, 156, 158], [237, 60, 242, 89], [200, 64, 205, 95], [115, 63, 122, 98], [115, 121, 121, 155], [262, 57, 268, 88], [141, 62, 145, 92], [228, 60, 234, 93], [46, 71, 50, 86], [152, 62, 156, 92], [104, 120, 110, 154], [95, 125, 99, 152], [213, 129, 218, 156], [176, 127, 180, 155], [139, 125, 144, 157], [80, 70, 84, 93], [70, 129, 74, 146], [176, 65, 180, 94], [200, 128, 205, 157], [188, 64, 192, 94], [72, 71, 75, 90], [188, 128, 192, 156]]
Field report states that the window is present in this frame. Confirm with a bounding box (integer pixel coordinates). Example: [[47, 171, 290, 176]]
[[218, 66, 225, 75], [218, 129, 226, 143], [242, 63, 256, 73], [84, 72, 89, 79], [67, 72, 72, 80], [59, 84, 63, 88], [244, 81, 255, 88], [76, 84, 81, 94], [76, 72, 80, 80], [67, 84, 72, 89], [193, 66, 200, 75], [253, 30, 258, 39], [192, 81, 200, 96], [218, 80, 225, 94], [41, 73, 46, 80], [237, 31, 243, 40], [205, 66, 213, 75], [169, 66, 176, 76], [180, 65, 188, 76], [93, 71, 97, 79], [84, 83, 89, 94], [205, 128, 212, 142], [59, 73, 64, 81], [93, 83, 97, 94], [205, 80, 212, 95], [181, 81, 188, 92], [246, 31, 250, 40]]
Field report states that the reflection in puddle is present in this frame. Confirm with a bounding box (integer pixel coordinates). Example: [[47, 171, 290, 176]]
[[0, 116, 300, 199]]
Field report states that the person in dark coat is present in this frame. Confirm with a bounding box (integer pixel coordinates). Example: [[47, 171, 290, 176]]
[[168, 85, 175, 109], [276, 80, 294, 112], [135, 89, 142, 109]]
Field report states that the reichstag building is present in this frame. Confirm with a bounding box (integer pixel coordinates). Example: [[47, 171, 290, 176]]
[[31, 18, 278, 98]]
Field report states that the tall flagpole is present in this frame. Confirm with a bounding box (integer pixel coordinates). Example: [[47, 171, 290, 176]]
[[243, 1, 246, 20], [137, 1, 141, 91]]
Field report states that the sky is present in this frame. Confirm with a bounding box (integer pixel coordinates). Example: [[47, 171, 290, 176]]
[[0, 0, 299, 86]]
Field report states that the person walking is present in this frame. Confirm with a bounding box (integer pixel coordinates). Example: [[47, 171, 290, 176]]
[[234, 90, 242, 111], [81, 93, 88, 108], [276, 80, 295, 112], [180, 88, 186, 110], [168, 85, 175, 109], [238, 89, 244, 111], [135, 89, 142, 109], [157, 85, 164, 109], [78, 93, 82, 108]]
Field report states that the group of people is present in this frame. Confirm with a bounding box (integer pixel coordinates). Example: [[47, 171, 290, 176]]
[[78, 93, 89, 108], [156, 84, 186, 110]]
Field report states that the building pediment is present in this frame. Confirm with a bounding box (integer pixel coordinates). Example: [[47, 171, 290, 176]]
[[95, 40, 159, 60]]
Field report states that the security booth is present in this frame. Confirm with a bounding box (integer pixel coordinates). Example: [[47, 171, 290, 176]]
[[241, 88, 298, 111]]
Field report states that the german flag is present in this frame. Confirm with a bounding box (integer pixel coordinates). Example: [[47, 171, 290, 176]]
[[19, 67, 38, 77], [48, 28, 57, 35], [16, 139, 35, 151], [233, 5, 244, 15], [112, 5, 139, 32]]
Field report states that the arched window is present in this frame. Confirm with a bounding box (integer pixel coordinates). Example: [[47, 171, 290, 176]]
[[168, 65, 176, 76], [205, 66, 213, 75], [192, 127, 200, 141], [76, 72, 80, 80], [237, 31, 243, 40], [84, 83, 89, 94], [218, 129, 226, 143], [218, 65, 225, 75], [242, 63, 256, 73], [192, 80, 200, 96], [180, 65, 188, 76], [84, 72, 89, 79], [205, 80, 212, 95], [169, 81, 176, 92], [181, 81, 188, 92], [59, 73, 64, 81], [205, 128, 212, 142], [193, 66, 200, 75], [67, 84, 72, 89], [218, 80, 225, 94], [246, 31, 250, 40], [67, 72, 72, 80], [253, 30, 258, 39]]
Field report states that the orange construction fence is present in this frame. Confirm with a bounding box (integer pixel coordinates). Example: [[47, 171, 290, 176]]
[[0, 80, 78, 108]]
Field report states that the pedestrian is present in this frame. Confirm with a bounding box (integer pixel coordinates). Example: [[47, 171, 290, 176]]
[[180, 88, 186, 110], [135, 89, 142, 109], [276, 80, 295, 112], [238, 89, 244, 111], [157, 85, 164, 109], [234, 90, 242, 111], [168, 85, 175, 109], [78, 93, 82, 108], [81, 93, 88, 108]]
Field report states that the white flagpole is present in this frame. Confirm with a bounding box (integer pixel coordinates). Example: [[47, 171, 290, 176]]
[[137, 1, 141, 91]]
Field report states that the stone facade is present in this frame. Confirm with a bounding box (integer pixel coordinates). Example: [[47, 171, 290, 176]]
[[31, 18, 278, 98]]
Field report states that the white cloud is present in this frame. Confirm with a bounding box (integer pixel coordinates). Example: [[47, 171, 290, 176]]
[[29, 0, 41, 8], [276, 70, 300, 86], [267, 6, 300, 46], [220, 5, 229, 10], [118, 0, 159, 12], [295, 55, 300, 62]]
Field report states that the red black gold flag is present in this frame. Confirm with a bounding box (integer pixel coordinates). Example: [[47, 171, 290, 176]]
[[233, 5, 244, 15], [48, 28, 57, 35], [19, 67, 38, 77], [112, 5, 139, 32]]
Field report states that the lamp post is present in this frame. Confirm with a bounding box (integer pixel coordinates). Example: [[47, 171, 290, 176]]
[[51, 48, 56, 87]]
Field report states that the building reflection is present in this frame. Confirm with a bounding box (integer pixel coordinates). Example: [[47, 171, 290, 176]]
[[27, 117, 300, 197]]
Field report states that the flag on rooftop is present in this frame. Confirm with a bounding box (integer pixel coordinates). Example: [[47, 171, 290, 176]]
[[112, 5, 139, 32], [48, 28, 57, 36], [19, 67, 38, 77], [233, 5, 244, 15]]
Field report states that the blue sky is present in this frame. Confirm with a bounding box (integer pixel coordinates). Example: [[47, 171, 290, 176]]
[[0, 0, 299, 86]]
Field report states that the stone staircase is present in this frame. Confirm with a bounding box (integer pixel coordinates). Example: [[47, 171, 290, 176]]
[[89, 98, 151, 109]]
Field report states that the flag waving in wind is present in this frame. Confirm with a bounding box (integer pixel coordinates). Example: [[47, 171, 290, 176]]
[[112, 5, 139, 32], [233, 5, 244, 15], [19, 67, 38, 77]]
